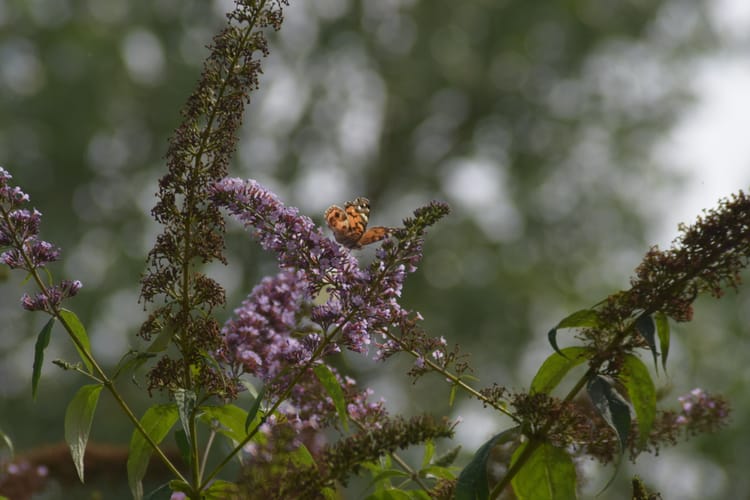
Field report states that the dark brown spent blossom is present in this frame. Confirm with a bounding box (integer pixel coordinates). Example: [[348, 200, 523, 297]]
[[139, 0, 287, 395], [604, 191, 750, 324]]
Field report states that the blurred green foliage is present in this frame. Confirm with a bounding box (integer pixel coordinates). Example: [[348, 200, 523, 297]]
[[3, 0, 747, 498]]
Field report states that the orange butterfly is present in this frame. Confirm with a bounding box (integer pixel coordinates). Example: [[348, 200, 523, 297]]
[[324, 197, 391, 249]]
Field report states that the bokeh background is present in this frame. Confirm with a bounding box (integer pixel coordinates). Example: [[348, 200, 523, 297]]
[[1, 0, 750, 498]]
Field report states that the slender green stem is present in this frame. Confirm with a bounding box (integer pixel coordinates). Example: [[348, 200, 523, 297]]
[[0, 204, 186, 482], [55, 307, 187, 483], [200, 429, 217, 480], [350, 418, 432, 492], [383, 330, 517, 421]]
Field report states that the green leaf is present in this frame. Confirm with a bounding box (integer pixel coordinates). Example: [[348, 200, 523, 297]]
[[530, 347, 591, 395], [421, 464, 457, 480], [321, 487, 337, 500], [127, 404, 179, 500], [59, 309, 94, 374], [32, 318, 55, 400], [288, 442, 315, 467], [587, 376, 631, 452], [621, 355, 656, 449], [547, 309, 599, 357], [174, 389, 196, 441], [449, 383, 458, 406], [146, 319, 175, 353], [203, 479, 240, 500], [510, 441, 577, 500], [314, 364, 348, 431], [365, 489, 413, 500], [434, 445, 462, 467], [455, 427, 520, 500], [654, 312, 670, 372], [0, 426, 15, 459], [635, 315, 658, 371], [174, 429, 191, 467], [200, 404, 249, 443], [245, 386, 265, 432], [64, 384, 104, 482], [408, 491, 431, 500], [421, 440, 435, 468], [556, 309, 600, 329], [546, 328, 565, 358], [112, 350, 156, 381], [167, 480, 190, 494], [144, 482, 173, 500]]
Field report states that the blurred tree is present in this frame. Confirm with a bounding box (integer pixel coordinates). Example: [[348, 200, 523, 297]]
[[4, 0, 746, 498]]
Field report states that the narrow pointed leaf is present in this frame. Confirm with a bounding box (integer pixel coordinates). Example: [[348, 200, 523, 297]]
[[0, 426, 15, 458], [587, 376, 631, 452], [365, 490, 412, 500], [288, 442, 315, 468], [64, 384, 104, 482], [173, 389, 196, 441], [112, 350, 156, 381], [434, 445, 462, 467], [556, 309, 600, 329], [635, 315, 658, 371], [654, 312, 670, 372], [314, 364, 349, 431], [421, 440, 435, 468], [621, 355, 656, 449], [144, 482, 173, 500], [547, 328, 565, 358], [127, 404, 179, 500], [200, 404, 249, 443], [203, 479, 240, 500], [146, 319, 175, 353], [547, 309, 599, 357], [510, 441, 576, 500], [59, 309, 94, 374], [455, 427, 520, 500], [245, 386, 265, 432], [173, 429, 191, 467], [530, 347, 592, 394], [32, 318, 55, 399]]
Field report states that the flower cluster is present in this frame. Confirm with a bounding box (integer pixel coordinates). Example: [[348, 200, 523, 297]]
[[21, 280, 82, 312], [212, 177, 453, 484], [1, 167, 80, 314], [218, 269, 386, 429], [0, 168, 60, 272], [211, 177, 449, 358], [674, 388, 730, 435], [626, 388, 731, 461]]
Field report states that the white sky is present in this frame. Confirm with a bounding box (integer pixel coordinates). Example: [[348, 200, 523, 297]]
[[652, 0, 750, 247]]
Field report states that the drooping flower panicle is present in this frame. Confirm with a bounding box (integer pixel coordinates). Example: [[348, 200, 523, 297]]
[[1, 167, 80, 313], [0, 168, 61, 273]]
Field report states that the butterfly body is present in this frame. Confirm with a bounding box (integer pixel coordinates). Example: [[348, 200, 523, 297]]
[[324, 197, 391, 249]]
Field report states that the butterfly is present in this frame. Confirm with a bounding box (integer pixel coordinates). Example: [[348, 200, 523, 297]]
[[324, 197, 391, 249]]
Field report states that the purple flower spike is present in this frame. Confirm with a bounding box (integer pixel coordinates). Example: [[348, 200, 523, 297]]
[[212, 177, 449, 358]]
